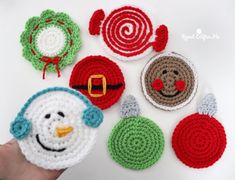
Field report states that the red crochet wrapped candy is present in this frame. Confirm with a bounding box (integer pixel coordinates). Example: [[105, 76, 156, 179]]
[[89, 6, 168, 61], [172, 94, 226, 168]]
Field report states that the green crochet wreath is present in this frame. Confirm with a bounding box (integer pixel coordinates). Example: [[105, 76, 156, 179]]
[[20, 9, 81, 77], [108, 116, 164, 170]]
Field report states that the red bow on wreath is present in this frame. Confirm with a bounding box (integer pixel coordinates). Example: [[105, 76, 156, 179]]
[[40, 56, 61, 79]]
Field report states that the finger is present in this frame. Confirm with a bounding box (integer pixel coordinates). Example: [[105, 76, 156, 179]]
[[4, 139, 20, 153], [5, 139, 17, 147], [0, 139, 16, 148], [6, 139, 16, 145]]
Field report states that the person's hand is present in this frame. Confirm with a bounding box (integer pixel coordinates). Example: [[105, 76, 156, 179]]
[[0, 139, 64, 180]]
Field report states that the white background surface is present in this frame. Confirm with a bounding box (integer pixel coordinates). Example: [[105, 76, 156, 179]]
[[0, 0, 235, 179]]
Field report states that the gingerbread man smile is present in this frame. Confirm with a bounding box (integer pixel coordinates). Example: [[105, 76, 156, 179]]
[[152, 70, 187, 98]]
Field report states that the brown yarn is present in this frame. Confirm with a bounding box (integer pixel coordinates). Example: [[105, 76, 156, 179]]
[[143, 54, 196, 108]]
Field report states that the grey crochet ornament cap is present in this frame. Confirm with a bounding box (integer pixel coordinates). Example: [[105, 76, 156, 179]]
[[120, 95, 140, 118], [197, 93, 217, 116]]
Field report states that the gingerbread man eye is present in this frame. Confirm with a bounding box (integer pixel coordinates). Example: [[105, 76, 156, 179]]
[[45, 114, 51, 119], [173, 70, 179, 75], [162, 70, 167, 74]]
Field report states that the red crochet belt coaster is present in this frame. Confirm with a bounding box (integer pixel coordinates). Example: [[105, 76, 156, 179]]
[[172, 94, 227, 168], [89, 6, 168, 61], [69, 55, 125, 110]]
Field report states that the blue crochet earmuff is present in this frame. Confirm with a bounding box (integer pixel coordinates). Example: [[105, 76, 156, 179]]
[[10, 87, 103, 140], [10, 115, 32, 140]]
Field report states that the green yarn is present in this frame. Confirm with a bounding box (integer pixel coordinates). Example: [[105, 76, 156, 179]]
[[20, 9, 81, 72], [108, 116, 164, 170]]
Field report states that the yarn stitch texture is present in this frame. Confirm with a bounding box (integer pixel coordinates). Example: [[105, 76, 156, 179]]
[[89, 6, 168, 61], [108, 95, 164, 170], [10, 116, 32, 140], [20, 9, 81, 79], [120, 95, 140, 118], [10, 87, 103, 170], [70, 55, 125, 110], [83, 106, 103, 128], [141, 52, 198, 111], [172, 94, 226, 168], [198, 93, 217, 116]]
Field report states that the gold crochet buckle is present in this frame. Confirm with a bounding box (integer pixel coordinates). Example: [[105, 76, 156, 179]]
[[88, 74, 107, 97]]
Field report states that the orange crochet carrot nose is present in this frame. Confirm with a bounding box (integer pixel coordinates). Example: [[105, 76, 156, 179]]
[[56, 127, 74, 138]]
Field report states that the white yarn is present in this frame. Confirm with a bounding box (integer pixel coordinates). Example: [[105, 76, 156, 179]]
[[120, 95, 140, 118], [98, 6, 156, 61], [99, 35, 154, 61], [18, 91, 97, 170], [141, 52, 198, 111], [35, 25, 66, 57], [198, 93, 217, 117]]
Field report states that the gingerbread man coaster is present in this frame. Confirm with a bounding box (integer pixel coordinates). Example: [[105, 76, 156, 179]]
[[20, 9, 81, 79], [172, 94, 227, 168], [69, 55, 125, 110], [10, 87, 103, 170], [108, 95, 164, 170], [141, 52, 198, 111], [89, 6, 168, 61]]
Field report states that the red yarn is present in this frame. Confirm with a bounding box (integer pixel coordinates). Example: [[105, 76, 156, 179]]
[[90, 6, 168, 58], [89, 9, 105, 35], [40, 56, 61, 79], [152, 79, 164, 91], [69, 56, 125, 110], [172, 113, 226, 168], [101, 6, 154, 57], [153, 25, 168, 52], [175, 80, 186, 92]]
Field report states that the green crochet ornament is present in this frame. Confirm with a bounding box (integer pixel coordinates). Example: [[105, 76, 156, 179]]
[[20, 9, 81, 79], [108, 95, 164, 170]]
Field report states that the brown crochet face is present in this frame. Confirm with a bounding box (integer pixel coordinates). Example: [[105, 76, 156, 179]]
[[142, 53, 196, 110]]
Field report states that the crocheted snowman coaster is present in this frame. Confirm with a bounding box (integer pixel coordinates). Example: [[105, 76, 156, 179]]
[[141, 52, 198, 111], [89, 6, 168, 61], [108, 95, 164, 170], [69, 55, 125, 110], [172, 94, 227, 168], [20, 9, 81, 79], [10, 87, 103, 170]]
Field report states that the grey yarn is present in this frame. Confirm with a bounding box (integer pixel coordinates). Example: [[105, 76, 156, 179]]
[[198, 93, 217, 117], [120, 95, 140, 118]]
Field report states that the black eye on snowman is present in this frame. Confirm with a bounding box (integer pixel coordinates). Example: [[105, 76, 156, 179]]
[[45, 114, 51, 119], [57, 111, 65, 117], [44, 112, 65, 119]]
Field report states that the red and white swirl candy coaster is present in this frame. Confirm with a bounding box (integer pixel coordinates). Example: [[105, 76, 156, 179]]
[[69, 55, 125, 110], [89, 6, 168, 61], [172, 94, 227, 168]]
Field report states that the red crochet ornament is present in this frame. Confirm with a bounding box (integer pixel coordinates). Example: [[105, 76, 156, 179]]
[[69, 56, 125, 110], [172, 94, 226, 168], [89, 6, 168, 61]]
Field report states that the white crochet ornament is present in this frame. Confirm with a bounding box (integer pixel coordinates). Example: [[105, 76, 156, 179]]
[[10, 87, 103, 170]]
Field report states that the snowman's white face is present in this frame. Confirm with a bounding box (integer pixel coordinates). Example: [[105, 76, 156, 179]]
[[18, 91, 97, 170]]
